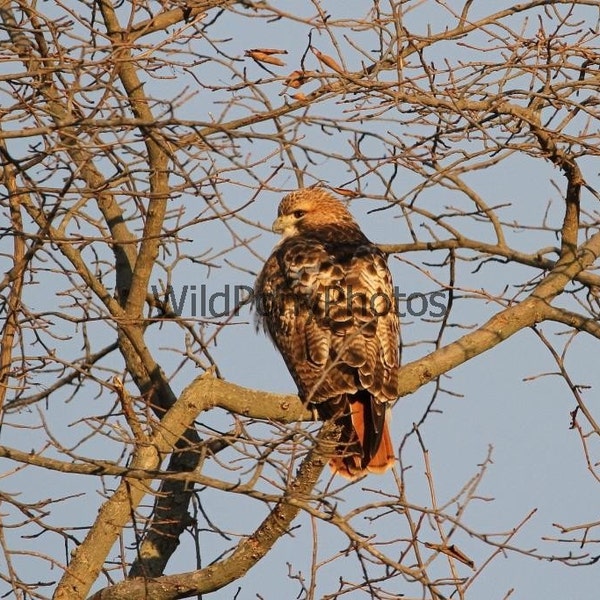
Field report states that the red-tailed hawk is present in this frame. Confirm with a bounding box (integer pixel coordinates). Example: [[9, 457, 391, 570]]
[[255, 188, 399, 479]]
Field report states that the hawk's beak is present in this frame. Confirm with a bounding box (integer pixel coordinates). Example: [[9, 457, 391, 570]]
[[272, 216, 285, 233], [272, 214, 297, 237]]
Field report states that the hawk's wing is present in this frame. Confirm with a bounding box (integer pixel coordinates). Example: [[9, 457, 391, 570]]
[[256, 235, 398, 406]]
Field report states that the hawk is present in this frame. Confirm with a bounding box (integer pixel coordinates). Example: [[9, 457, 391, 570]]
[[255, 188, 399, 479]]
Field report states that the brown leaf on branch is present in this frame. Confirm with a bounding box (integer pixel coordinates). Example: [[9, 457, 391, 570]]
[[250, 48, 288, 56], [245, 50, 286, 66], [311, 47, 345, 74], [284, 70, 312, 89], [331, 187, 360, 198], [424, 542, 476, 570]]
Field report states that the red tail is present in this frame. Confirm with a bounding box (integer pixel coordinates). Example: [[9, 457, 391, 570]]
[[328, 394, 395, 480]]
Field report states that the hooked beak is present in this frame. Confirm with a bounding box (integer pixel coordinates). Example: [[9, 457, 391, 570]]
[[272, 214, 296, 235]]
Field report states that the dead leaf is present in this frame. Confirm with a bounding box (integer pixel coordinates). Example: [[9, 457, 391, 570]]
[[311, 48, 344, 73], [250, 48, 288, 56], [424, 542, 475, 570], [284, 70, 311, 89], [245, 50, 286, 66], [331, 187, 359, 198]]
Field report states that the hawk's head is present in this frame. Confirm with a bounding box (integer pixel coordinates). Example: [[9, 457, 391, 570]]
[[272, 188, 358, 239]]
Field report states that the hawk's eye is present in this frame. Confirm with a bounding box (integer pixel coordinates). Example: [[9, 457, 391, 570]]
[[293, 210, 305, 219]]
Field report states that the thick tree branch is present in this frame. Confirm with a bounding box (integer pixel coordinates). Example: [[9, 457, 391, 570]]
[[53, 371, 221, 600], [397, 232, 600, 397], [88, 420, 338, 600], [0, 150, 25, 413]]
